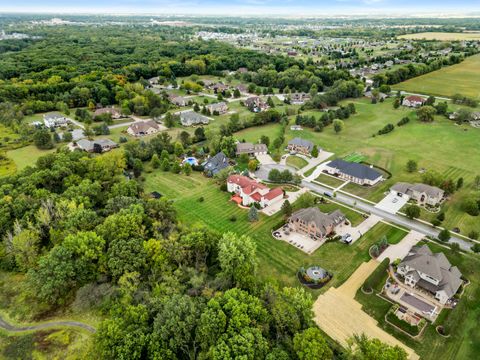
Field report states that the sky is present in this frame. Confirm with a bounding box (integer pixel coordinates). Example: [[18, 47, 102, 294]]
[[1, 0, 480, 16]]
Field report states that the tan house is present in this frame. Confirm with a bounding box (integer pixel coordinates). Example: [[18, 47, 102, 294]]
[[127, 120, 161, 136], [391, 182, 444, 206], [93, 107, 123, 119], [236, 142, 268, 157], [288, 207, 345, 241], [206, 102, 228, 115], [287, 138, 314, 155]]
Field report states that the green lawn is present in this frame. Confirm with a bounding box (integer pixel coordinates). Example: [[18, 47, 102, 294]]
[[143, 171, 407, 292], [315, 174, 346, 188], [355, 241, 480, 360], [234, 123, 284, 145], [6, 145, 57, 171], [286, 155, 308, 169], [393, 54, 480, 99], [279, 98, 480, 235]]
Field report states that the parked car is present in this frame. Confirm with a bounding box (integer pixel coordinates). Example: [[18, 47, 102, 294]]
[[341, 234, 353, 244]]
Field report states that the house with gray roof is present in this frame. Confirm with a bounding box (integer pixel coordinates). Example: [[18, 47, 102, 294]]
[[236, 142, 268, 157], [287, 138, 314, 155], [324, 159, 383, 186], [397, 245, 463, 305], [76, 138, 118, 153], [180, 111, 210, 126], [203, 151, 229, 176], [391, 182, 444, 206], [288, 207, 345, 242]]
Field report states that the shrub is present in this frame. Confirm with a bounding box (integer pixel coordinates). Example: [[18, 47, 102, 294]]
[[468, 230, 479, 240], [438, 229, 451, 242], [198, 197, 204, 203], [462, 199, 479, 216], [378, 123, 394, 135], [229, 215, 237, 222]]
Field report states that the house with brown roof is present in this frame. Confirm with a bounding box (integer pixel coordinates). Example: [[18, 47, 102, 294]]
[[227, 175, 283, 208], [93, 107, 123, 119], [236, 142, 268, 157], [288, 207, 345, 241], [127, 120, 161, 136], [206, 102, 228, 115], [402, 95, 426, 108], [244, 96, 269, 113], [169, 95, 188, 107], [397, 245, 463, 305], [391, 182, 444, 206]]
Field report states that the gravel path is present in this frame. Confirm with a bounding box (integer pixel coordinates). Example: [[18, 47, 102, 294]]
[[0, 315, 96, 333]]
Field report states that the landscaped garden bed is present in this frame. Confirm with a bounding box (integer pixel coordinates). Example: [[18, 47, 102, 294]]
[[297, 266, 333, 289], [369, 236, 389, 258]]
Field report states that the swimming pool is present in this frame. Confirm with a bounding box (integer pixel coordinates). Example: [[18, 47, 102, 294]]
[[183, 157, 198, 166]]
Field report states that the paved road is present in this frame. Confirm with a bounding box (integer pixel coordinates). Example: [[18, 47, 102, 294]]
[[0, 315, 96, 333], [302, 180, 473, 251]]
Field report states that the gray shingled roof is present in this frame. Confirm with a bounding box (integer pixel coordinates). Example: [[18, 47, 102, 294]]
[[392, 182, 444, 198], [327, 159, 382, 181], [203, 151, 229, 175], [288, 137, 314, 151], [400, 245, 463, 298], [236, 142, 268, 154], [180, 111, 210, 126]]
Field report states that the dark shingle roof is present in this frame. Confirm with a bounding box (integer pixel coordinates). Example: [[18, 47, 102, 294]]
[[327, 159, 382, 181], [203, 152, 229, 175]]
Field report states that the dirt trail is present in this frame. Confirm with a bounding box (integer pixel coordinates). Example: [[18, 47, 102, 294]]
[[0, 315, 96, 333]]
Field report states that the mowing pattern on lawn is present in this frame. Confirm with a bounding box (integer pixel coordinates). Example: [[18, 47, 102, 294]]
[[343, 152, 367, 163], [143, 171, 407, 290]]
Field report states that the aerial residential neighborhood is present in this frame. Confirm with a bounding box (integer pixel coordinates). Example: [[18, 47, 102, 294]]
[[1, 6, 480, 360]]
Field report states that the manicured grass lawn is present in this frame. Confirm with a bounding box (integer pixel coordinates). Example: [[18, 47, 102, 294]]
[[282, 98, 480, 235], [6, 145, 57, 171], [393, 54, 480, 99], [142, 171, 407, 292], [286, 155, 308, 169], [315, 174, 346, 188], [355, 241, 480, 360], [316, 201, 364, 227], [234, 123, 284, 145]]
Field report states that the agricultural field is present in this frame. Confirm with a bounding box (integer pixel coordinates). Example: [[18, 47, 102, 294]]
[[399, 32, 480, 41], [355, 241, 480, 360], [142, 170, 406, 291], [393, 54, 480, 99]]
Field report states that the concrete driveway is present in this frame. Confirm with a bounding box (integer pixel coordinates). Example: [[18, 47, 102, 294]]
[[256, 153, 276, 165], [375, 192, 408, 214], [336, 215, 381, 244], [377, 230, 424, 263], [261, 188, 308, 216], [298, 151, 334, 177]]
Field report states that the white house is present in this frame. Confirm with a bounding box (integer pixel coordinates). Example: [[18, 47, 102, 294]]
[[43, 113, 69, 128]]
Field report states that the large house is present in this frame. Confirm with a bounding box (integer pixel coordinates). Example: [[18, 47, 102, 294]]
[[203, 151, 229, 176], [324, 159, 383, 186], [43, 113, 69, 128], [76, 138, 118, 153], [93, 107, 123, 119], [227, 175, 283, 208], [169, 95, 188, 107], [127, 120, 161, 136], [236, 142, 268, 157], [245, 96, 269, 113], [402, 95, 426, 108], [289, 92, 311, 105], [391, 182, 444, 206], [397, 245, 463, 305], [288, 207, 345, 241], [287, 138, 315, 155], [180, 111, 210, 126], [206, 102, 228, 115], [212, 83, 229, 94]]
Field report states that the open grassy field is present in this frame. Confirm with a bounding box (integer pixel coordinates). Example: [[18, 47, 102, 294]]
[[399, 32, 480, 41], [143, 171, 406, 291], [393, 54, 480, 99], [6, 145, 57, 172], [315, 174, 346, 188], [279, 97, 480, 235], [355, 241, 480, 360]]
